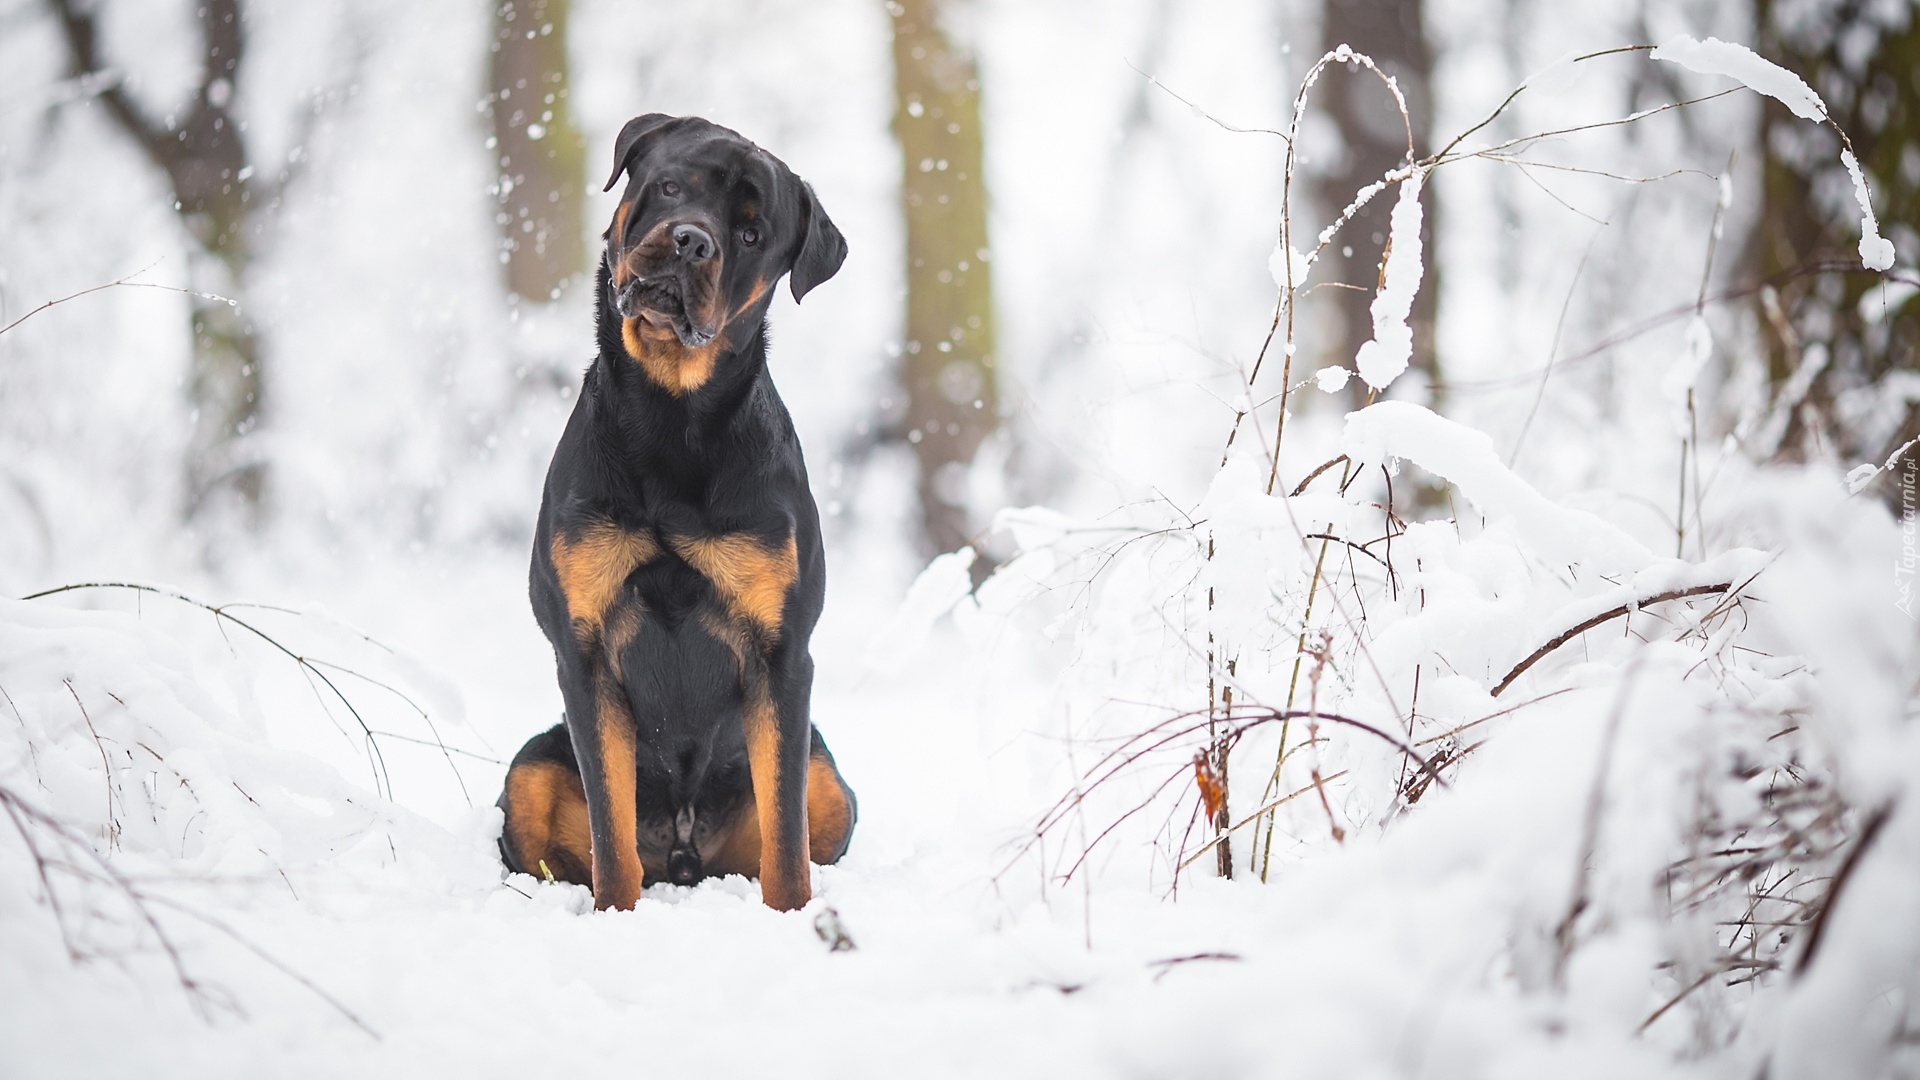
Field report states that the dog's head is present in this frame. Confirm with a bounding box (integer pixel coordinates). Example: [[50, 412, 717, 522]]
[[601, 115, 846, 358]]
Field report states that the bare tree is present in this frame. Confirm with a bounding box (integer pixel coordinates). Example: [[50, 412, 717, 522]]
[[1310, 0, 1438, 409], [487, 0, 587, 302], [1746, 0, 1918, 499], [887, 0, 1000, 557], [46, 0, 296, 523]]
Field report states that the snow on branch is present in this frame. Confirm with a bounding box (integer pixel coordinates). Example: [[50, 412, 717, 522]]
[[1839, 150, 1897, 271], [1341, 399, 1653, 573], [1354, 170, 1426, 392], [1648, 35, 1827, 121], [1652, 35, 1896, 272]]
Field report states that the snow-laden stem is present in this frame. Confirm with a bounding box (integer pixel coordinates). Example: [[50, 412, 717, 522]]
[[1259, 45, 1416, 496], [21, 582, 477, 804]]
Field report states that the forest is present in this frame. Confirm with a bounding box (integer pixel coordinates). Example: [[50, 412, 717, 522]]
[[0, 0, 1916, 1076]]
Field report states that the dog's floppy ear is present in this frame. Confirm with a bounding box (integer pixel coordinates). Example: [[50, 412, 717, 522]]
[[603, 114, 676, 193], [789, 181, 847, 303]]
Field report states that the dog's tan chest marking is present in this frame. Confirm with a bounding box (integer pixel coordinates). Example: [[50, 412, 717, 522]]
[[621, 317, 720, 395], [550, 522, 659, 643], [669, 531, 798, 638]]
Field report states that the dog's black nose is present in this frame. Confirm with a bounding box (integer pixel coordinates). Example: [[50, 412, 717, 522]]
[[671, 223, 715, 265]]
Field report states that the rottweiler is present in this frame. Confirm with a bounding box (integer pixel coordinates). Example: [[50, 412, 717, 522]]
[[498, 115, 855, 912]]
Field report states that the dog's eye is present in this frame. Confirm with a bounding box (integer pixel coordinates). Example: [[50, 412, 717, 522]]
[[738, 226, 760, 247], [660, 180, 680, 197]]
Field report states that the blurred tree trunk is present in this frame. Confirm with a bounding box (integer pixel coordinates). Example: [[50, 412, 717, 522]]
[[488, 0, 587, 302], [1747, 0, 1918, 500], [888, 0, 1000, 557], [1312, 0, 1439, 409], [49, 0, 269, 523]]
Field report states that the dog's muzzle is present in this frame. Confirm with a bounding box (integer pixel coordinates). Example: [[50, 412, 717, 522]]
[[611, 267, 717, 349]]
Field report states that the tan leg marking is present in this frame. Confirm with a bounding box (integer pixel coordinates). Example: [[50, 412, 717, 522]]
[[551, 522, 658, 643], [670, 532, 798, 638], [701, 748, 854, 879], [502, 760, 593, 886], [591, 683, 644, 911], [742, 689, 810, 909]]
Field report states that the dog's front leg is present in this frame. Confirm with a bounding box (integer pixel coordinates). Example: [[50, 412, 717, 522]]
[[744, 650, 815, 910], [556, 654, 645, 911], [545, 520, 659, 910]]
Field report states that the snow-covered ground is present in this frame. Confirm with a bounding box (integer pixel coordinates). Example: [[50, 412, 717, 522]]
[[4, 462, 1914, 1079], [3, 0, 1917, 1076]]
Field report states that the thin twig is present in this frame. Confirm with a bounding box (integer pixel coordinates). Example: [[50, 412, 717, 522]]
[[23, 582, 472, 800], [0, 269, 234, 339], [1491, 584, 1735, 697], [0, 783, 378, 1036], [1125, 60, 1292, 141], [1289, 455, 1350, 497], [1794, 801, 1894, 976], [62, 680, 117, 845], [1177, 772, 1347, 872]]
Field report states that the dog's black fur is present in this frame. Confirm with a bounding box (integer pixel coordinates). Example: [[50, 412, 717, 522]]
[[498, 115, 855, 911]]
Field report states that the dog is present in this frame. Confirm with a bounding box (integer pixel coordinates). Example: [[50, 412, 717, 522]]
[[497, 115, 855, 912]]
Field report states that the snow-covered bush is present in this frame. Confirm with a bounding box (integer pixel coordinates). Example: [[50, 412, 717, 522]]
[[916, 41, 1920, 1073]]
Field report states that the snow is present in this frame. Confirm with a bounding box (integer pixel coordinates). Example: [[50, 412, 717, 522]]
[[1341, 400, 1653, 573], [864, 545, 977, 670], [1268, 242, 1313, 292], [1353, 171, 1426, 392], [1313, 365, 1351, 393], [1649, 35, 1828, 122], [1652, 35, 1896, 272], [1841, 149, 1899, 272]]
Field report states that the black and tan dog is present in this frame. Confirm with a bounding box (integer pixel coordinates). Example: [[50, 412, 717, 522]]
[[498, 115, 855, 912]]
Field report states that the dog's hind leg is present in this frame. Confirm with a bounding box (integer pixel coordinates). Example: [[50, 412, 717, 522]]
[[705, 725, 857, 880], [804, 727, 857, 865], [498, 724, 594, 886]]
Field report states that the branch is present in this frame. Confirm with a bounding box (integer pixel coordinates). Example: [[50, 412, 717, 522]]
[[22, 582, 476, 802], [1490, 583, 1735, 697], [1176, 771, 1347, 872], [1428, 89, 1743, 170], [0, 783, 378, 1036], [1429, 44, 1657, 163], [0, 269, 236, 339], [1125, 59, 1292, 142], [1304, 532, 1390, 570], [1009, 702, 1449, 886], [1289, 455, 1350, 497], [1794, 800, 1894, 977], [1, 783, 209, 1014]]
